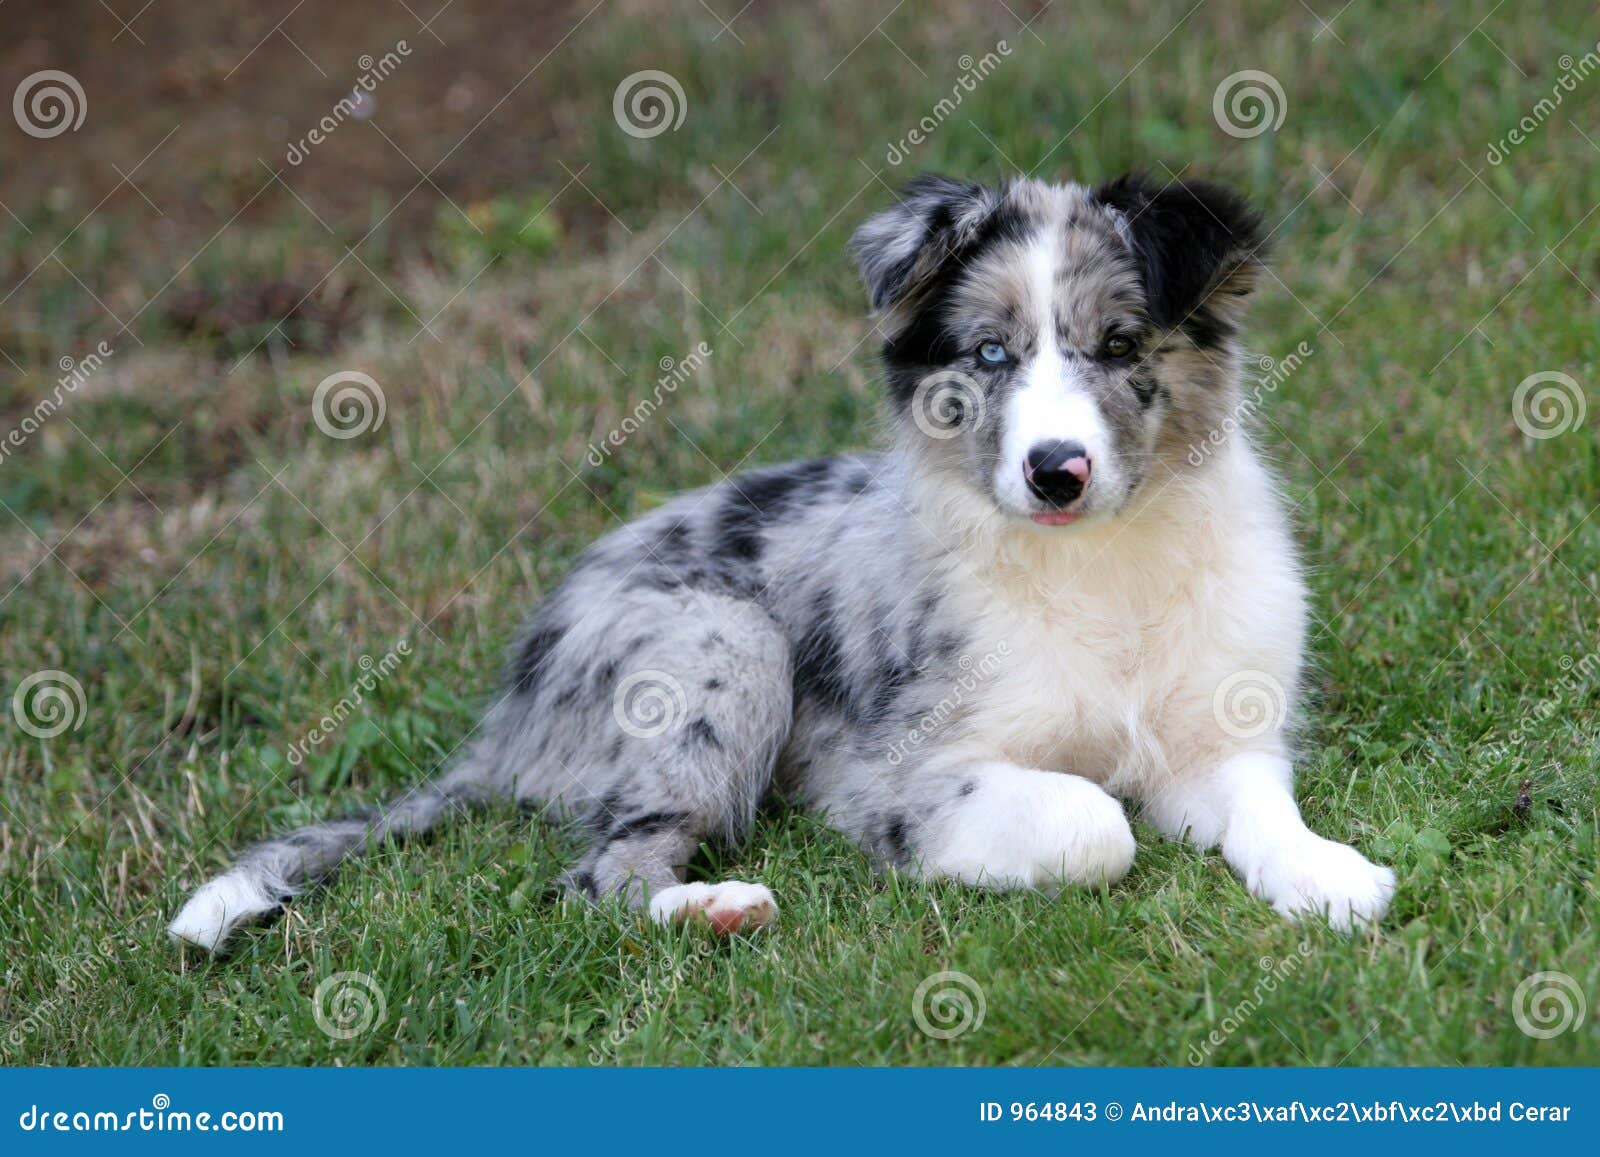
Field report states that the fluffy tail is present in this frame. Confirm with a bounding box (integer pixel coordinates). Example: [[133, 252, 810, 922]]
[[168, 759, 498, 953]]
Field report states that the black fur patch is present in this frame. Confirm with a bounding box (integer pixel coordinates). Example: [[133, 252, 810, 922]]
[[1129, 368, 1162, 409], [714, 458, 836, 563], [509, 623, 563, 697], [603, 810, 689, 845], [793, 587, 854, 718], [1093, 173, 1263, 332], [884, 814, 910, 864], [686, 716, 723, 749]]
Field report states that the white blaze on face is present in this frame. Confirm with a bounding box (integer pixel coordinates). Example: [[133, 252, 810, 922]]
[[994, 231, 1114, 515]]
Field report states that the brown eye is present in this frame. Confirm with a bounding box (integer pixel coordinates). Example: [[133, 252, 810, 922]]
[[1104, 335, 1135, 359]]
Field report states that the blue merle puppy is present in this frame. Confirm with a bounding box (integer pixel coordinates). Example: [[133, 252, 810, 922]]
[[171, 172, 1395, 951]]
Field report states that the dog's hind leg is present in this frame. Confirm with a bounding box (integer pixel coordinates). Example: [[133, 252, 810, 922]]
[[503, 589, 793, 933]]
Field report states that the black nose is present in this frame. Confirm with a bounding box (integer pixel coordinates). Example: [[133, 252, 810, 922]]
[[1024, 440, 1092, 506]]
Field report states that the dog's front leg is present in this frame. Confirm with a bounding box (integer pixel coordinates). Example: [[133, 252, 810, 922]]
[[1142, 752, 1395, 930], [890, 761, 1137, 890]]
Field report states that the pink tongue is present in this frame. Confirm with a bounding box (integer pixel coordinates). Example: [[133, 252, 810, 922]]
[[1030, 511, 1082, 525]]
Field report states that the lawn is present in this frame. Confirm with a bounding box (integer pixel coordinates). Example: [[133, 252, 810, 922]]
[[1, 0, 1596, 1066]]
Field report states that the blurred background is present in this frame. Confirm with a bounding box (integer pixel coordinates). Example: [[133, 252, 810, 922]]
[[0, 1, 1595, 1065]]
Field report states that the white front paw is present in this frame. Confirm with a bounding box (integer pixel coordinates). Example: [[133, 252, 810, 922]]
[[1247, 837, 1396, 931]]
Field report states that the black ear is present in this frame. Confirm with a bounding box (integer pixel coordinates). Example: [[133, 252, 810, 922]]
[[1093, 173, 1265, 332], [850, 174, 1001, 314]]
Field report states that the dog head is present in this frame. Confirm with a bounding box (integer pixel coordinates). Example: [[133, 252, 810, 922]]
[[852, 173, 1264, 528]]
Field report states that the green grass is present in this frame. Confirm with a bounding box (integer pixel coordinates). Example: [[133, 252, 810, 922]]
[[2, 0, 1597, 1066]]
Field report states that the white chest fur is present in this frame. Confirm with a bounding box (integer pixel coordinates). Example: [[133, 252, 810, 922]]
[[926, 448, 1307, 794]]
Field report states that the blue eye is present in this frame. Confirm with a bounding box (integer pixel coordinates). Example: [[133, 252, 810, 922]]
[[977, 341, 1009, 365]]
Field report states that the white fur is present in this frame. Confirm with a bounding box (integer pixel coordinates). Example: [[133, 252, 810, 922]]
[[913, 435, 1393, 928], [167, 870, 282, 952], [648, 881, 777, 933], [918, 762, 1135, 887], [990, 228, 1127, 519]]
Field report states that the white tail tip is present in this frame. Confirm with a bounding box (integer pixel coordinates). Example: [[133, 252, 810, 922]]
[[167, 872, 280, 953]]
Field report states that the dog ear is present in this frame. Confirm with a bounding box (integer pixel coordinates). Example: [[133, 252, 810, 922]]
[[850, 174, 1002, 314], [1093, 173, 1265, 333]]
